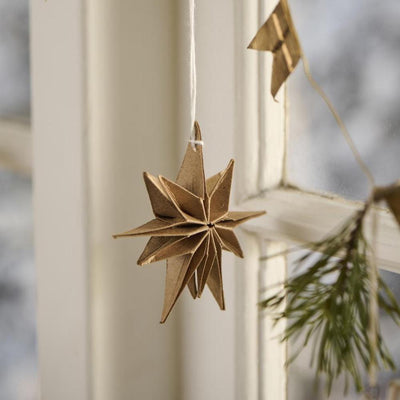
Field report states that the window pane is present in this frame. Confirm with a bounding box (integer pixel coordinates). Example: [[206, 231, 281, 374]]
[[0, 0, 30, 120], [287, 0, 400, 201], [0, 169, 37, 398], [287, 252, 400, 399]]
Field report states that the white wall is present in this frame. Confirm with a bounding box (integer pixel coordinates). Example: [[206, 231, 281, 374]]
[[88, 1, 180, 399], [177, 1, 236, 400]]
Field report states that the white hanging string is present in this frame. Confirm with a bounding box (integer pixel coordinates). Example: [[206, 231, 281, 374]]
[[188, 0, 203, 148]]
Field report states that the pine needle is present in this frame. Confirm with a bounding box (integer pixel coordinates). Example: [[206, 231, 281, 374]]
[[260, 209, 400, 395]]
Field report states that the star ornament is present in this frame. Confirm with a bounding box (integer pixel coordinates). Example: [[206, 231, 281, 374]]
[[114, 122, 265, 323], [248, 0, 301, 98]]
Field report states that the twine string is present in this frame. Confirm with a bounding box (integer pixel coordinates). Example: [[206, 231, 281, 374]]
[[301, 54, 375, 189], [301, 56, 380, 386], [189, 0, 197, 146], [301, 53, 380, 392]]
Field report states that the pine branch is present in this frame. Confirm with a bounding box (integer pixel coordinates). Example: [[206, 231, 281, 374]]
[[260, 209, 400, 395]]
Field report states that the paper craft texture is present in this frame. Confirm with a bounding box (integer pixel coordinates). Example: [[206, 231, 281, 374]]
[[114, 122, 265, 323], [248, 0, 301, 98], [375, 183, 400, 227]]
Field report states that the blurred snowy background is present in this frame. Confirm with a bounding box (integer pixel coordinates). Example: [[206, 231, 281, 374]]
[[0, 0, 37, 399], [0, 171, 36, 400], [0, 0, 30, 120], [287, 0, 400, 398], [288, 0, 400, 201]]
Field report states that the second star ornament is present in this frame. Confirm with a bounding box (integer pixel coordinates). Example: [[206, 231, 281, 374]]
[[114, 122, 265, 323]]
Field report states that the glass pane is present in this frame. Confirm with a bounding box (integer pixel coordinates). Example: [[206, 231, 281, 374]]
[[0, 0, 30, 120], [287, 252, 400, 399], [287, 0, 400, 201], [0, 169, 37, 398]]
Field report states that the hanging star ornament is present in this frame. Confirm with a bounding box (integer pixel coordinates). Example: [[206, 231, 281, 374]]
[[248, 0, 301, 98], [114, 122, 265, 323]]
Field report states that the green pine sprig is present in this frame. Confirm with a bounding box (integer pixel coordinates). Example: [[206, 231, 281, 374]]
[[261, 207, 400, 395]]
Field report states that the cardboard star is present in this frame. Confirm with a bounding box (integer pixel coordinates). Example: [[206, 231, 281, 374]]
[[375, 183, 400, 226], [248, 0, 301, 98], [114, 122, 265, 323], [384, 189, 400, 227]]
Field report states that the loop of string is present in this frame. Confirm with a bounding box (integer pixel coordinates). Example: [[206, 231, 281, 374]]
[[189, 139, 204, 147], [189, 0, 198, 147]]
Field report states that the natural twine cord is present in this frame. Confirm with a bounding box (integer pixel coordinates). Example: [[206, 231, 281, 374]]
[[189, 0, 198, 147], [286, 6, 380, 385], [301, 54, 375, 189], [300, 52, 379, 392]]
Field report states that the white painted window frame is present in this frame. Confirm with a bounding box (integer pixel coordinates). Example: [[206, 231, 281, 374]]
[[234, 0, 400, 399], [31, 1, 91, 399]]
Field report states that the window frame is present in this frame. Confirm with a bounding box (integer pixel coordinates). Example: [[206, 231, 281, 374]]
[[234, 1, 287, 399], [31, 1, 91, 399], [235, 0, 400, 273], [234, 0, 400, 399]]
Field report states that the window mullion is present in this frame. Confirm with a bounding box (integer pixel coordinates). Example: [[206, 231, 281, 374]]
[[259, 240, 287, 400], [258, 0, 286, 192], [234, 234, 261, 400]]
